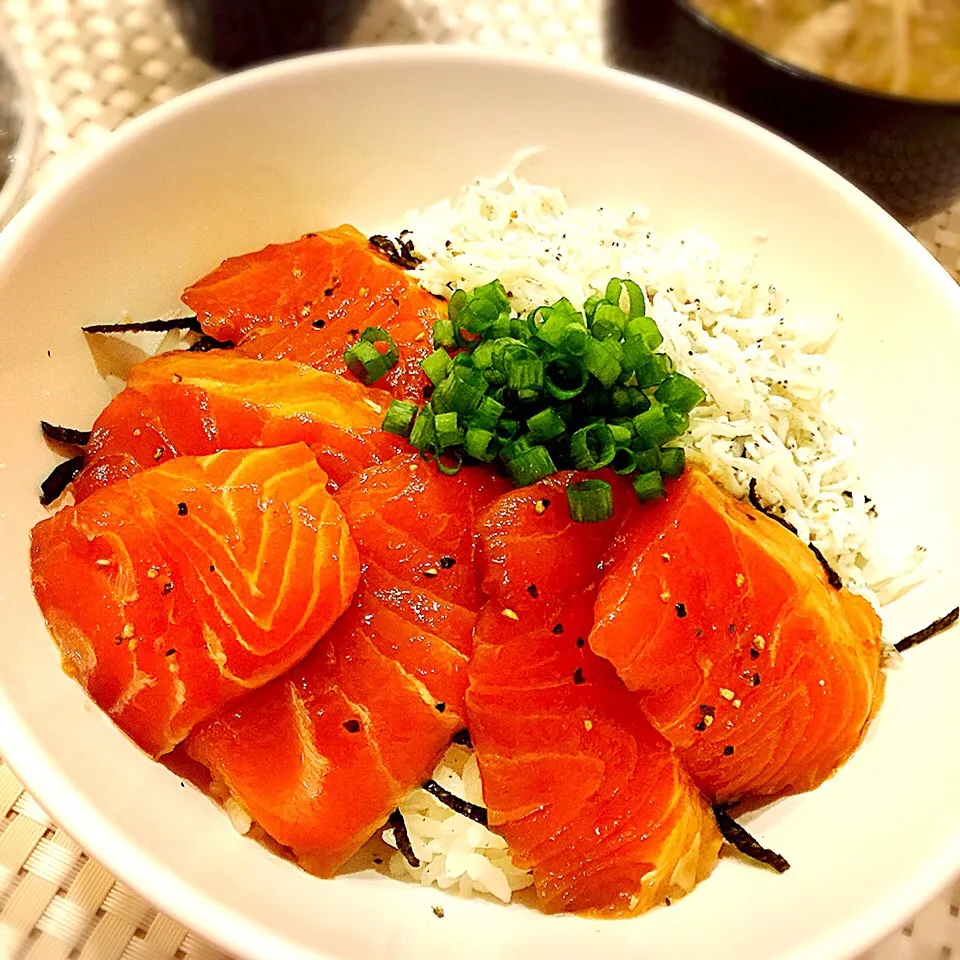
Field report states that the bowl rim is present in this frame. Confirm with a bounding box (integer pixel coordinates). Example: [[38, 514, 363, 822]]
[[0, 38, 39, 228], [2, 44, 960, 960], [670, 0, 960, 111]]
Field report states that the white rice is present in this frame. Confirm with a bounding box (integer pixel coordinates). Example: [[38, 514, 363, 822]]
[[381, 746, 533, 902], [379, 171, 924, 903]]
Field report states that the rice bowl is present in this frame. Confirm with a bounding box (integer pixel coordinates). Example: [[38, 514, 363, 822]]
[[1, 47, 959, 960]]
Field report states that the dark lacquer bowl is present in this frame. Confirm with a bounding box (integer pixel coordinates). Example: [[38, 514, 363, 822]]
[[606, 0, 960, 223]]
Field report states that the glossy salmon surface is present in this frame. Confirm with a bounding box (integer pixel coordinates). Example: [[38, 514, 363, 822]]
[[31, 444, 358, 757], [590, 468, 885, 802], [72, 352, 402, 501], [181, 226, 441, 402], [186, 457, 509, 876], [467, 474, 721, 916]]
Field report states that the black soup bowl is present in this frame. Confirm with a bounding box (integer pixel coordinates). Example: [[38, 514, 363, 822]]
[[606, 0, 960, 224]]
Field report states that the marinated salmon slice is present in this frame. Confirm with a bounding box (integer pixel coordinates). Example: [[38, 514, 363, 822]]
[[31, 444, 358, 757], [181, 226, 441, 402], [467, 474, 721, 916], [589, 468, 885, 803], [71, 352, 402, 502], [186, 457, 509, 876]]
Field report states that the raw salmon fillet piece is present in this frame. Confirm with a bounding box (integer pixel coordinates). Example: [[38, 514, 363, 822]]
[[467, 474, 721, 916], [186, 457, 509, 876], [31, 444, 358, 757], [590, 468, 885, 802], [71, 352, 402, 501], [181, 226, 441, 402]]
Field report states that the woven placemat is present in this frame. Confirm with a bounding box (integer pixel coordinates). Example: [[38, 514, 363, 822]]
[[0, 1, 958, 958]]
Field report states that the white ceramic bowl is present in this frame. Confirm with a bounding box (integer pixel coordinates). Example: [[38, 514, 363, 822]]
[[1, 48, 959, 960]]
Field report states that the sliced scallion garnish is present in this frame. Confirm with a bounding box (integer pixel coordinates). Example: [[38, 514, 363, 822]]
[[382, 400, 419, 438], [358, 276, 707, 521], [343, 327, 399, 385], [567, 479, 614, 523]]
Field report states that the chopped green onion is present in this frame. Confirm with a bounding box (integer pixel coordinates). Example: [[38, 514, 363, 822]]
[[611, 447, 639, 474], [583, 294, 604, 322], [632, 405, 679, 448], [421, 349, 453, 385], [527, 408, 567, 442], [633, 447, 661, 473], [633, 470, 667, 501], [582, 337, 622, 388], [408, 405, 436, 451], [506, 446, 557, 486], [376, 277, 703, 510], [432, 374, 485, 416], [472, 396, 505, 431], [591, 302, 626, 342], [434, 411, 464, 450], [465, 427, 498, 462], [567, 479, 614, 523], [343, 329, 399, 385], [570, 423, 616, 470], [610, 385, 650, 417], [659, 446, 686, 478], [656, 373, 707, 415], [437, 449, 464, 476], [545, 358, 588, 400], [433, 318, 457, 349], [625, 315, 663, 352], [635, 353, 675, 388], [382, 400, 419, 438]]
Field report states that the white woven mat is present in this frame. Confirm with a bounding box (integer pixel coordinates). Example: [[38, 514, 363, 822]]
[[0, 1, 958, 958]]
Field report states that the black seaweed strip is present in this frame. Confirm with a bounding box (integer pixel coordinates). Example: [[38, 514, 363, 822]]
[[452, 729, 474, 749], [748, 478, 841, 586], [747, 479, 798, 535], [422, 780, 489, 827], [388, 809, 420, 868], [40, 421, 90, 447], [369, 234, 424, 271], [40, 455, 85, 506], [807, 541, 843, 590], [713, 806, 790, 874], [82, 316, 202, 335], [187, 335, 235, 353], [895, 607, 960, 653]]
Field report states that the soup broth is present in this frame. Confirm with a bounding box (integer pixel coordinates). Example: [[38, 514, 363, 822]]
[[691, 0, 960, 100]]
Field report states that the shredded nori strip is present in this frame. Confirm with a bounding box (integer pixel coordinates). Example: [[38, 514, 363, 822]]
[[388, 809, 420, 868], [452, 729, 473, 749], [40, 455, 84, 505], [748, 480, 841, 588], [747, 478, 798, 535], [82, 316, 203, 335], [895, 607, 960, 653], [713, 805, 790, 874], [807, 541, 843, 590], [368, 234, 424, 270], [187, 334, 234, 352], [422, 780, 489, 826], [40, 421, 90, 447]]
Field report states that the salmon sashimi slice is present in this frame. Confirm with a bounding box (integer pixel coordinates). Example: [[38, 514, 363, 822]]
[[186, 457, 509, 876], [589, 467, 885, 803], [31, 444, 358, 757], [181, 226, 441, 402], [71, 352, 402, 502], [467, 475, 721, 916]]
